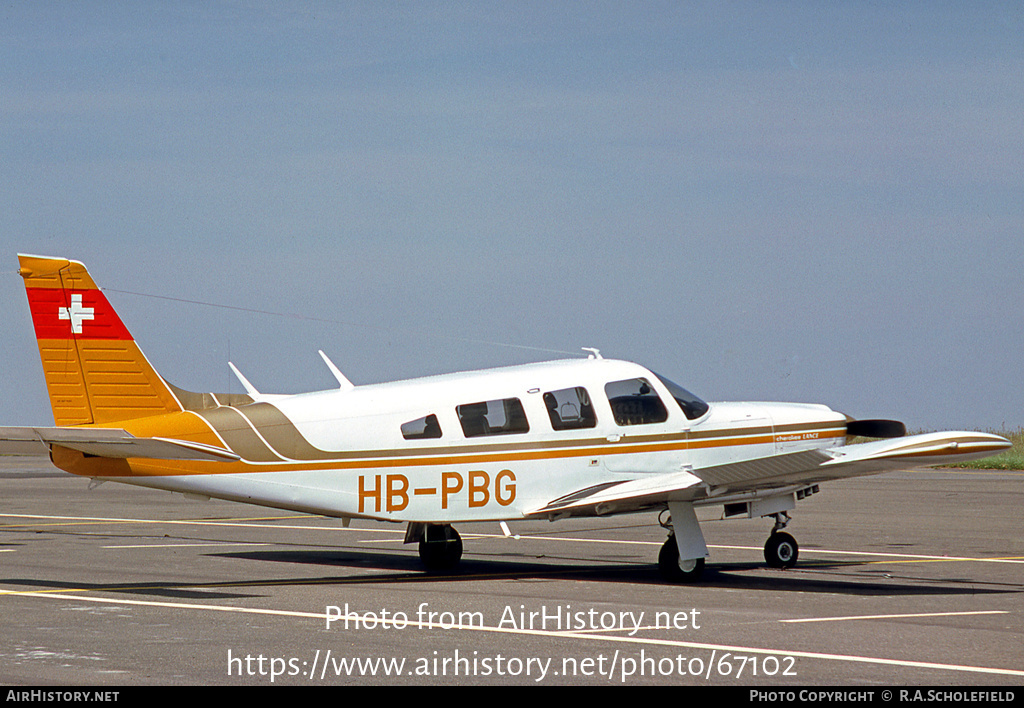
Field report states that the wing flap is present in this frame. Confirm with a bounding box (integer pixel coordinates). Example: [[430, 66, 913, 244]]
[[694, 449, 833, 488], [0, 426, 239, 462], [526, 469, 703, 517]]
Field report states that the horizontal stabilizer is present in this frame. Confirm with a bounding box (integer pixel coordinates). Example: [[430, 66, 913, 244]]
[[0, 426, 239, 462]]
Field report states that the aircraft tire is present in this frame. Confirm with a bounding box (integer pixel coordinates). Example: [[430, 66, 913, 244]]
[[418, 524, 463, 571], [764, 531, 799, 569], [658, 536, 705, 583]]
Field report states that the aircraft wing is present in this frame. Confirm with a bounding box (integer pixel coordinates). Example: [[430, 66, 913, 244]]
[[526, 431, 1010, 518], [526, 468, 705, 518], [0, 426, 240, 462]]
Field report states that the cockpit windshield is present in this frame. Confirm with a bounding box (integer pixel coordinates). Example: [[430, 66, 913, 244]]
[[652, 372, 710, 421]]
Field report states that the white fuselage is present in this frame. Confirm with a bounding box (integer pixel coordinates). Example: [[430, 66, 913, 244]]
[[110, 358, 848, 523]]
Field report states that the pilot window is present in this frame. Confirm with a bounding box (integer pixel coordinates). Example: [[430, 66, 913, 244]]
[[652, 372, 710, 420], [605, 378, 668, 426], [456, 398, 530, 437], [401, 414, 442, 440], [543, 386, 597, 430]]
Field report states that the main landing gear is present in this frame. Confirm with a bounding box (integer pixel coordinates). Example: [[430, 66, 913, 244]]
[[658, 534, 705, 583], [658, 503, 708, 583], [417, 524, 463, 571], [657, 508, 801, 582]]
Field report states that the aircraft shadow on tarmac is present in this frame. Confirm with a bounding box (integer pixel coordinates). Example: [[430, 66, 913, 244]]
[[4, 533, 1017, 600], [195, 547, 1021, 597], [3, 554, 1015, 600]]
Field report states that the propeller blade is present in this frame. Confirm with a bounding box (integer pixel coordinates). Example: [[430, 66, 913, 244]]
[[846, 419, 907, 438]]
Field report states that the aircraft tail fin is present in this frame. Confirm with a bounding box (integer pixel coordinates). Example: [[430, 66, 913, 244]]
[[18, 254, 185, 426]]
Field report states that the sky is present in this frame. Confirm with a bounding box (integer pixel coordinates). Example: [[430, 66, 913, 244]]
[[1, 2, 1022, 432]]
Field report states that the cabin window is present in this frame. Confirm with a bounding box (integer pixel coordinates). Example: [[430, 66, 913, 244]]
[[543, 387, 597, 430], [401, 414, 442, 440], [605, 378, 668, 426], [652, 372, 710, 420], [456, 398, 529, 437]]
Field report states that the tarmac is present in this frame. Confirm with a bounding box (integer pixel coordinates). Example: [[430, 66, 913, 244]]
[[1, 454, 1021, 686]]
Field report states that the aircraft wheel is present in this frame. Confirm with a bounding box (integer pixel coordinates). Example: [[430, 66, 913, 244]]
[[418, 524, 463, 571], [764, 531, 799, 569], [658, 536, 705, 583]]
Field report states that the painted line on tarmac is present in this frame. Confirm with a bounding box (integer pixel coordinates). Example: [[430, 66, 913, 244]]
[[102, 542, 275, 549], [0, 512, 398, 535], [1, 590, 1022, 679], [780, 610, 1008, 624], [711, 543, 1024, 564]]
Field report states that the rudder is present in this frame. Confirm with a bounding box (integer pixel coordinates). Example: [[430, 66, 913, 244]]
[[18, 254, 184, 426]]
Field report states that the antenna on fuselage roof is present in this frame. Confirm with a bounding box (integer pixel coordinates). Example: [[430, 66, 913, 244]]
[[319, 350, 356, 391], [581, 347, 602, 360], [228, 361, 261, 397]]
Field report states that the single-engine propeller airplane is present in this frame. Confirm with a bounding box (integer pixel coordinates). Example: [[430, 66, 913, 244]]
[[1, 255, 1011, 581]]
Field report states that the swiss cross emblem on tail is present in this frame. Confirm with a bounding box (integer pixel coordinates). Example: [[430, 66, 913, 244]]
[[22, 286, 132, 341], [58, 293, 95, 334]]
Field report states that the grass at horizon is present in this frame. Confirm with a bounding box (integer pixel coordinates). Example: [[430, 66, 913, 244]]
[[943, 427, 1024, 470]]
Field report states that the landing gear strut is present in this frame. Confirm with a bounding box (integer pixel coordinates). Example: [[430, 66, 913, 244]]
[[763, 512, 798, 569], [657, 504, 708, 583], [418, 524, 463, 571]]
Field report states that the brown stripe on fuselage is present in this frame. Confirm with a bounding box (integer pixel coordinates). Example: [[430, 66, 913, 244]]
[[233, 402, 332, 460], [194, 406, 284, 462]]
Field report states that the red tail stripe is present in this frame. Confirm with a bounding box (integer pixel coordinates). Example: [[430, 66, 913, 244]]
[[25, 288, 132, 341]]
